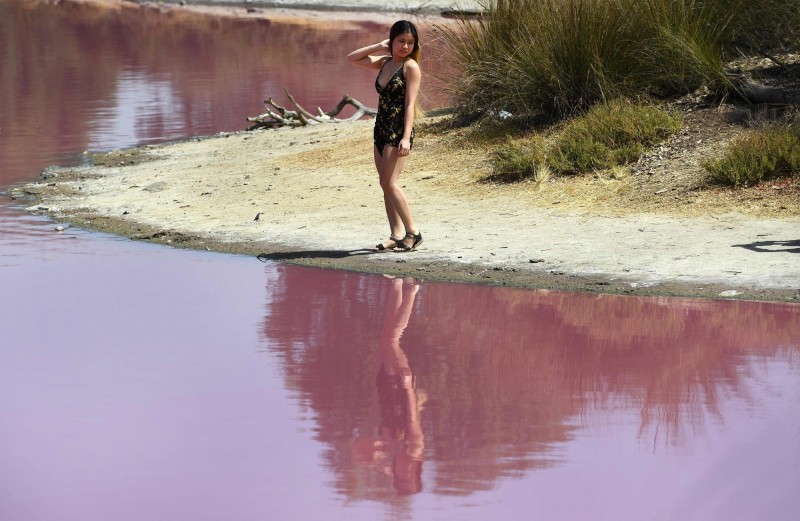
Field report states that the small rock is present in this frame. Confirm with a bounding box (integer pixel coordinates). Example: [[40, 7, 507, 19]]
[[143, 181, 168, 193], [718, 290, 739, 297], [529, 258, 544, 263], [39, 166, 60, 180], [55, 226, 65, 232]]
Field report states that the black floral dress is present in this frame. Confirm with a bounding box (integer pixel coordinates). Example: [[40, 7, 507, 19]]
[[374, 60, 413, 156]]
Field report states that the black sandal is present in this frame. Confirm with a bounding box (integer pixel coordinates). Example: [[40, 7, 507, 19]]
[[395, 231, 423, 252], [374, 235, 402, 252]]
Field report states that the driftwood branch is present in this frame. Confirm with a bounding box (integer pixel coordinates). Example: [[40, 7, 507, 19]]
[[264, 96, 298, 118], [324, 95, 377, 120], [247, 91, 377, 129], [264, 109, 303, 127], [283, 89, 327, 124], [727, 72, 800, 105]]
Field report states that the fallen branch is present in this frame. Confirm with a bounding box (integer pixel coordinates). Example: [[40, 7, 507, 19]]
[[247, 91, 377, 129], [727, 71, 800, 105], [264, 96, 298, 119], [323, 95, 377, 121], [259, 108, 303, 127], [283, 89, 328, 124]]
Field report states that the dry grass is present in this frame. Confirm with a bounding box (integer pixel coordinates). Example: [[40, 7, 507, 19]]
[[414, 103, 799, 219], [273, 78, 799, 221]]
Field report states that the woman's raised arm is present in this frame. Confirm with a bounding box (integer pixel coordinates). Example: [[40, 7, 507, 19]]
[[347, 39, 391, 69]]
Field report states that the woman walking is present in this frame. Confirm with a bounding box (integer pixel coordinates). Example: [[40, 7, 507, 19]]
[[347, 20, 423, 252]]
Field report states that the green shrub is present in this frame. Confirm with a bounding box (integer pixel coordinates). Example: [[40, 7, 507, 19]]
[[549, 135, 614, 174], [490, 138, 547, 181], [704, 124, 800, 186], [436, 0, 800, 120], [491, 100, 681, 179], [437, 0, 643, 117]]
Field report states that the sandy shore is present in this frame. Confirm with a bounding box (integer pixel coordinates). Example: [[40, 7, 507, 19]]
[[15, 116, 800, 302]]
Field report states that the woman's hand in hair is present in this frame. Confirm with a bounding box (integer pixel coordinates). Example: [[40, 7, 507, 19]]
[[348, 40, 392, 69]]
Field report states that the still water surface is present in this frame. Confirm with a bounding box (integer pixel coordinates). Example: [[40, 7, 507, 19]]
[[1, 1, 799, 520]]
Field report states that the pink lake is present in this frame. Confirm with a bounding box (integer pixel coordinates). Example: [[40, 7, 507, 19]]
[[1, 1, 799, 519]]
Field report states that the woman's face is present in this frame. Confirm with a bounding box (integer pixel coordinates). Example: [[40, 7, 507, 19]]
[[392, 32, 416, 59]]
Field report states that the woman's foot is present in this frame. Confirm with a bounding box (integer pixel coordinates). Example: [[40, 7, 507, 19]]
[[374, 236, 402, 252], [394, 231, 423, 252]]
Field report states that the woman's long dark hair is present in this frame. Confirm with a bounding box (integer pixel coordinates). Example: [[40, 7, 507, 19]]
[[390, 20, 421, 64], [389, 20, 423, 117]]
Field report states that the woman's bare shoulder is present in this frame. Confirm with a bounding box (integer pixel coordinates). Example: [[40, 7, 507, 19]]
[[404, 58, 421, 71], [404, 59, 422, 78]]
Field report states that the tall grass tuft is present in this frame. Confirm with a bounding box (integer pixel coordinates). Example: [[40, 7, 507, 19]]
[[704, 120, 800, 186], [436, 0, 800, 120]]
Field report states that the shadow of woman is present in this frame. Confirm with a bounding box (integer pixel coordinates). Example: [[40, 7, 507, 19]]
[[351, 276, 426, 495], [733, 239, 800, 253]]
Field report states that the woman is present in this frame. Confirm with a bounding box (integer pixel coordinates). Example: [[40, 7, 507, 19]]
[[347, 20, 423, 252]]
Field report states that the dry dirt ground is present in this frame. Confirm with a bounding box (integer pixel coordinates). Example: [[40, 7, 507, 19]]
[[10, 2, 800, 302]]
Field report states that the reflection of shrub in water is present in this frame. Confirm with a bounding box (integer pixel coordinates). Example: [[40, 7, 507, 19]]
[[419, 286, 800, 450], [262, 265, 800, 498]]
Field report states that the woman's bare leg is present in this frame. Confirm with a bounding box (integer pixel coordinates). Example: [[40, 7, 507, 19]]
[[376, 145, 418, 239], [373, 146, 404, 248]]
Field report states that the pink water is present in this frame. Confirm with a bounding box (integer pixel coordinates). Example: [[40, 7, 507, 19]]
[[1, 2, 799, 520]]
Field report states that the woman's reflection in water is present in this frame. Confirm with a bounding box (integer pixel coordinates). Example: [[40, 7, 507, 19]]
[[352, 276, 426, 495]]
